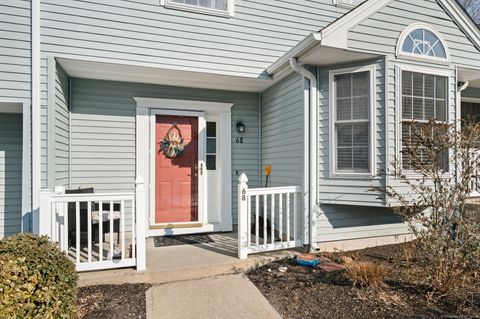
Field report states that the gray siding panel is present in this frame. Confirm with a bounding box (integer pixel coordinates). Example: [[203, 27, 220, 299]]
[[348, 0, 480, 69], [0, 113, 23, 238], [318, 59, 386, 206], [261, 73, 304, 187], [55, 65, 70, 187], [70, 79, 259, 224], [0, 1, 31, 101], [317, 205, 408, 242]]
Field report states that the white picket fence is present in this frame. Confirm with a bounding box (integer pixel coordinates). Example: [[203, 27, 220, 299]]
[[237, 173, 303, 259], [37, 178, 146, 272]]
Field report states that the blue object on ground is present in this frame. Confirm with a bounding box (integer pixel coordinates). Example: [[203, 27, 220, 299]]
[[295, 256, 320, 267]]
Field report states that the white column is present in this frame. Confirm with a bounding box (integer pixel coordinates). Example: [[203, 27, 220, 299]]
[[135, 176, 147, 271], [237, 173, 249, 259]]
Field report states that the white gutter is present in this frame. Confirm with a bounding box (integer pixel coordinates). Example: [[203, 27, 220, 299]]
[[31, 0, 41, 233], [289, 57, 319, 252]]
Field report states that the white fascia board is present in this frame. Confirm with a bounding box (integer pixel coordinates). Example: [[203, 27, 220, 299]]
[[437, 0, 480, 51], [266, 33, 322, 75], [320, 0, 394, 49]]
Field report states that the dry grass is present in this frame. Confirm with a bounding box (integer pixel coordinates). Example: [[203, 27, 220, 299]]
[[345, 261, 385, 288]]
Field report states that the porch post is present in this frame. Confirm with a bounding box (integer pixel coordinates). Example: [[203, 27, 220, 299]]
[[37, 189, 54, 237], [238, 173, 249, 259], [135, 176, 147, 271]]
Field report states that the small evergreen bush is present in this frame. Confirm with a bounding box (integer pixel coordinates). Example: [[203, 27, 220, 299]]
[[0, 233, 78, 318]]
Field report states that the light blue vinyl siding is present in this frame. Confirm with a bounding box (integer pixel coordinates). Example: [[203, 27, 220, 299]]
[[317, 205, 408, 242], [39, 0, 350, 189], [0, 1, 31, 101], [463, 87, 480, 99], [347, 0, 480, 69], [317, 59, 386, 206], [261, 73, 304, 187], [70, 79, 259, 224], [55, 66, 70, 187], [0, 113, 23, 238]]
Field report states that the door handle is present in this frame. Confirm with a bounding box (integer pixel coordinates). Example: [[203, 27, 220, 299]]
[[194, 163, 203, 177]]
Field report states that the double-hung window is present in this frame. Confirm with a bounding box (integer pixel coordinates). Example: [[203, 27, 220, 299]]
[[331, 67, 375, 175], [400, 70, 448, 171], [164, 0, 233, 16]]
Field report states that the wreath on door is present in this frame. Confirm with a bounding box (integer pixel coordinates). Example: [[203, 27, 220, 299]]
[[159, 124, 185, 159]]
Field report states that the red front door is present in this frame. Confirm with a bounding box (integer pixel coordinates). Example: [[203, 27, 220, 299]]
[[155, 115, 198, 223]]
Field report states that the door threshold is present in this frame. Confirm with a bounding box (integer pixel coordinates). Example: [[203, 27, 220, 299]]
[[150, 222, 203, 230]]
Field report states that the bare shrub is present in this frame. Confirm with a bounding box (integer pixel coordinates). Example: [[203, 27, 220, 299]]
[[345, 261, 385, 288], [374, 120, 480, 293]]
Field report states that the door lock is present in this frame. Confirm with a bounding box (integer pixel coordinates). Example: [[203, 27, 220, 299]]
[[194, 164, 204, 177]]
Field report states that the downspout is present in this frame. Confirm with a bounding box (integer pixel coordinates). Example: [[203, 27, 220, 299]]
[[258, 92, 262, 188], [456, 69, 469, 184], [289, 57, 320, 252], [31, 0, 41, 232], [68, 78, 73, 189]]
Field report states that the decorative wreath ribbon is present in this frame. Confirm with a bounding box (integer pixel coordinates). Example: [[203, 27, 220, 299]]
[[159, 124, 185, 159]]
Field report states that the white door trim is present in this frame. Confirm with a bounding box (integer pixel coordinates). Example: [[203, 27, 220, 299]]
[[135, 98, 233, 236]]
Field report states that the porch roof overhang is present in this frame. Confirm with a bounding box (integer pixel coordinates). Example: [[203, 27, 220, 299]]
[[458, 66, 480, 88], [266, 32, 380, 79], [56, 56, 274, 93]]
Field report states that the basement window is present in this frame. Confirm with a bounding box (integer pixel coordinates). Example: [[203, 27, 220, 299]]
[[164, 0, 234, 17]]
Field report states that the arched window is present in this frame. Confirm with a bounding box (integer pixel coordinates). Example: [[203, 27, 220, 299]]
[[397, 24, 449, 62]]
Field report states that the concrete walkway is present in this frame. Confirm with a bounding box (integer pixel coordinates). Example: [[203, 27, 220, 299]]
[[79, 233, 300, 287], [145, 274, 282, 319]]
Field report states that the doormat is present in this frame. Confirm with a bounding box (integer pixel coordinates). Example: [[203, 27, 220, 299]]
[[153, 234, 215, 247]]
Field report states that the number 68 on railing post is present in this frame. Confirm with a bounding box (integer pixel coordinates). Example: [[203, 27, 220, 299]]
[[237, 173, 249, 259]]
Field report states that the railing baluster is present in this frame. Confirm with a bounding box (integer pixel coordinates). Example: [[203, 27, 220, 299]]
[[286, 193, 290, 242], [279, 193, 283, 242], [121, 200, 125, 261], [263, 194, 267, 245], [87, 201, 92, 263], [293, 192, 298, 243], [75, 201, 80, 264], [255, 194, 259, 246], [63, 201, 68, 253], [247, 194, 251, 246], [271, 194, 275, 244], [109, 200, 114, 259], [99, 200, 103, 261]]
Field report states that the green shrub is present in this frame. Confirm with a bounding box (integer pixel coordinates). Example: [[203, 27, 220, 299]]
[[0, 233, 78, 318]]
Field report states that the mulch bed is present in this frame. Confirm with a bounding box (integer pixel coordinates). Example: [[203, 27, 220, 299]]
[[78, 284, 151, 319], [247, 243, 480, 319]]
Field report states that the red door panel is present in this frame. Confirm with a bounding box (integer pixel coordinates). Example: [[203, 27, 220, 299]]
[[155, 115, 198, 223]]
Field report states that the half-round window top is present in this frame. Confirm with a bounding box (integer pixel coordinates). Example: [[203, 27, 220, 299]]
[[397, 25, 449, 61]]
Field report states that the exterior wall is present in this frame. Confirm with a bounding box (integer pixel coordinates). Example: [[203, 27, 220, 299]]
[[38, 1, 352, 188], [463, 87, 480, 99], [0, 113, 23, 238], [261, 73, 304, 187], [317, 58, 386, 206], [0, 1, 31, 102], [54, 65, 70, 187], [317, 205, 408, 243], [347, 0, 480, 69], [69, 78, 260, 224], [347, 0, 463, 198]]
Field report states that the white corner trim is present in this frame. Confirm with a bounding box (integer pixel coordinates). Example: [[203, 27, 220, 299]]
[[329, 64, 377, 178], [32, 0, 41, 214], [134, 98, 234, 113], [395, 23, 451, 64]]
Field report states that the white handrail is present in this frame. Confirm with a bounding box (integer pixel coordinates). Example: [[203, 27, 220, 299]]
[[237, 173, 303, 259]]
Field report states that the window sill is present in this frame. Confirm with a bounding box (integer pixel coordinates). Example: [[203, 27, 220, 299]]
[[330, 172, 378, 179], [164, 3, 233, 18]]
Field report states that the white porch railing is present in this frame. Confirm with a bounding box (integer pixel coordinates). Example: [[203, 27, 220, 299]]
[[38, 178, 146, 272], [470, 150, 480, 197], [238, 173, 303, 259]]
